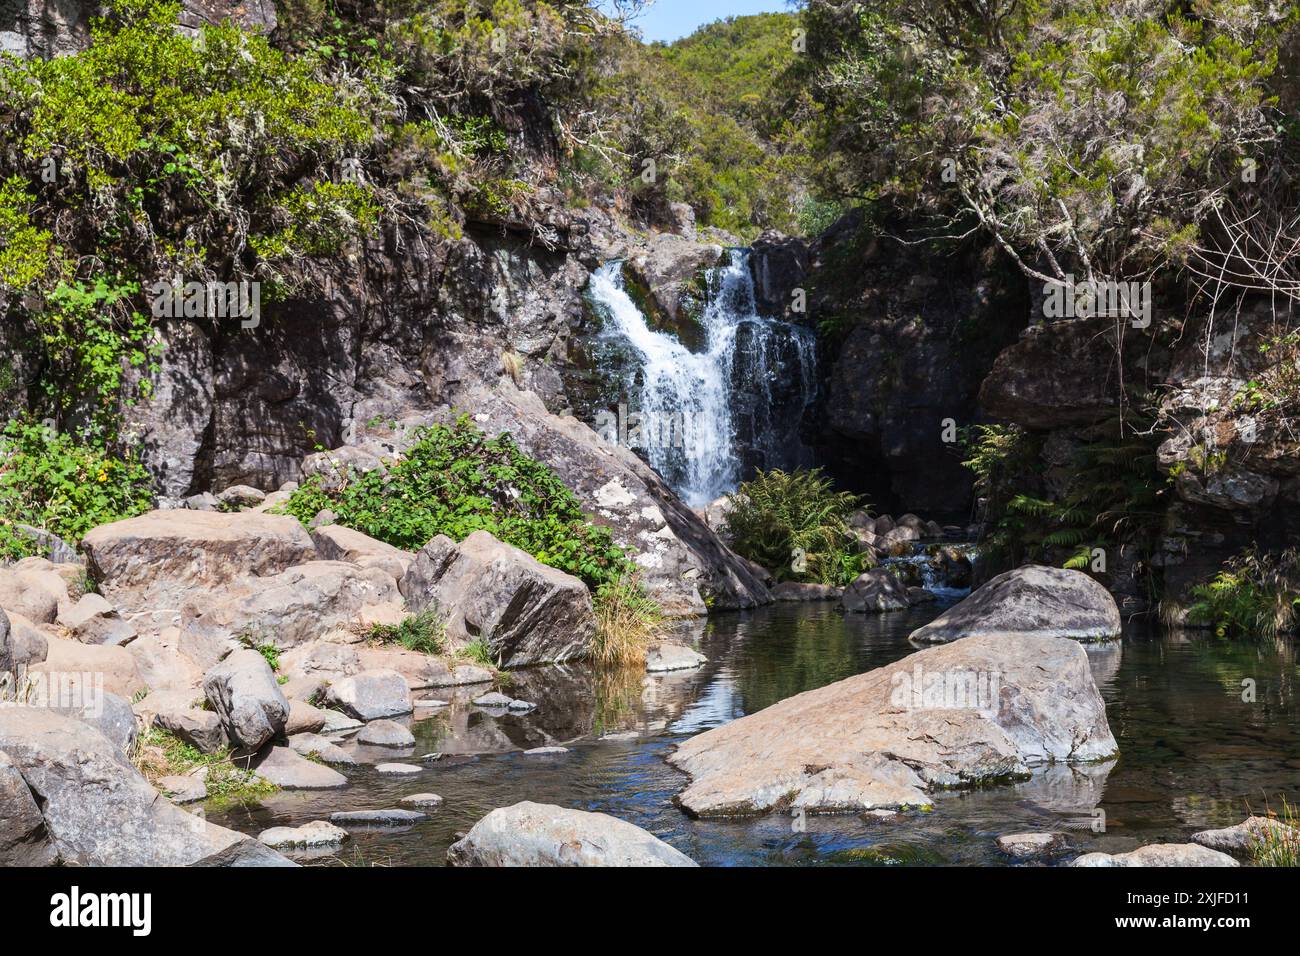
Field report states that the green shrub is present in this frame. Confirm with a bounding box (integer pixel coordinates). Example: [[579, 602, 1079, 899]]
[[279, 416, 634, 591], [0, 421, 153, 561], [369, 608, 447, 655], [723, 468, 865, 585], [1186, 548, 1300, 640]]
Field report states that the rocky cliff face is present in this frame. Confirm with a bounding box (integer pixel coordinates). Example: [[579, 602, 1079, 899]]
[[768, 212, 1029, 517]]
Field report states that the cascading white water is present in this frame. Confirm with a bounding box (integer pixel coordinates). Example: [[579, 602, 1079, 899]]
[[586, 249, 816, 506]]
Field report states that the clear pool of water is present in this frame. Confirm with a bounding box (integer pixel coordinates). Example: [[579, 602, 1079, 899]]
[[211, 603, 1300, 866]]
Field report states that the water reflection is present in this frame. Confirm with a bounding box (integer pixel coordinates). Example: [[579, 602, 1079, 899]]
[[210, 604, 1300, 865]]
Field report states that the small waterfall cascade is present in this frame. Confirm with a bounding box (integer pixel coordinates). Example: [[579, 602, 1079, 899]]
[[585, 248, 817, 506]]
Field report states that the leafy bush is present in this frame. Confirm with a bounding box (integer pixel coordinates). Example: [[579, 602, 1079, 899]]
[[1186, 548, 1300, 640], [0, 421, 153, 561], [723, 468, 865, 585], [279, 416, 634, 590], [369, 608, 447, 655]]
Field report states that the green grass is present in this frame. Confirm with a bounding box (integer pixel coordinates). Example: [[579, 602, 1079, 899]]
[[133, 726, 277, 806], [368, 608, 446, 655]]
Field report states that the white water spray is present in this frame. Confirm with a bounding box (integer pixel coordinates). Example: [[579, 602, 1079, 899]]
[[586, 249, 816, 506]]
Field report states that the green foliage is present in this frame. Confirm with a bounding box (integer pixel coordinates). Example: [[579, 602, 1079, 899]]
[[458, 637, 496, 667], [1187, 548, 1300, 640], [238, 634, 282, 672], [0, 421, 153, 561], [962, 421, 1163, 575], [134, 725, 277, 805], [369, 608, 448, 655], [279, 416, 634, 590], [795, 0, 1296, 290], [723, 468, 866, 585], [1249, 798, 1300, 866]]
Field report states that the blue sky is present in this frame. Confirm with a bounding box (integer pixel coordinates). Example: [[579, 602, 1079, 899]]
[[606, 0, 794, 44]]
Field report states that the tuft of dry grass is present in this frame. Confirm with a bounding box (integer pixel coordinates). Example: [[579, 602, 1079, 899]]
[[591, 575, 663, 668]]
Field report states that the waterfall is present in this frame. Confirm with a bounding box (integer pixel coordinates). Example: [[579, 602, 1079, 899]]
[[585, 249, 817, 507]]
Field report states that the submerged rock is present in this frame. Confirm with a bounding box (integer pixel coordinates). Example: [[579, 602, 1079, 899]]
[[1071, 844, 1238, 867], [645, 643, 707, 672], [668, 633, 1116, 817], [331, 808, 426, 826], [259, 821, 349, 849], [447, 801, 697, 867], [909, 565, 1120, 644], [997, 832, 1068, 860]]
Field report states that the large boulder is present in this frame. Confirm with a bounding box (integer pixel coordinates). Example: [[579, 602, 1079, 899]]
[[181, 560, 401, 661], [400, 530, 595, 668], [1070, 844, 1238, 867], [0, 607, 46, 679], [979, 318, 1123, 430], [323, 668, 412, 721], [0, 558, 71, 624], [668, 633, 1117, 817], [309, 525, 413, 582], [909, 565, 1121, 644], [0, 750, 56, 866], [1191, 816, 1295, 855], [447, 801, 697, 867], [425, 384, 770, 616], [30, 635, 145, 698], [56, 593, 137, 646], [82, 510, 316, 628], [840, 569, 910, 613], [202, 649, 289, 752], [0, 708, 289, 866], [135, 689, 228, 754]]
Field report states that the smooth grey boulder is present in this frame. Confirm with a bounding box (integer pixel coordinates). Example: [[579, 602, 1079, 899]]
[[325, 668, 412, 721], [203, 649, 289, 752], [0, 558, 69, 624], [356, 719, 415, 748], [447, 801, 697, 867], [26, 688, 138, 755], [0, 708, 288, 866], [251, 745, 347, 789], [840, 568, 910, 613], [285, 699, 328, 735], [1071, 844, 1238, 867], [668, 633, 1117, 817], [400, 531, 594, 668], [909, 565, 1121, 644], [1191, 816, 1295, 855]]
